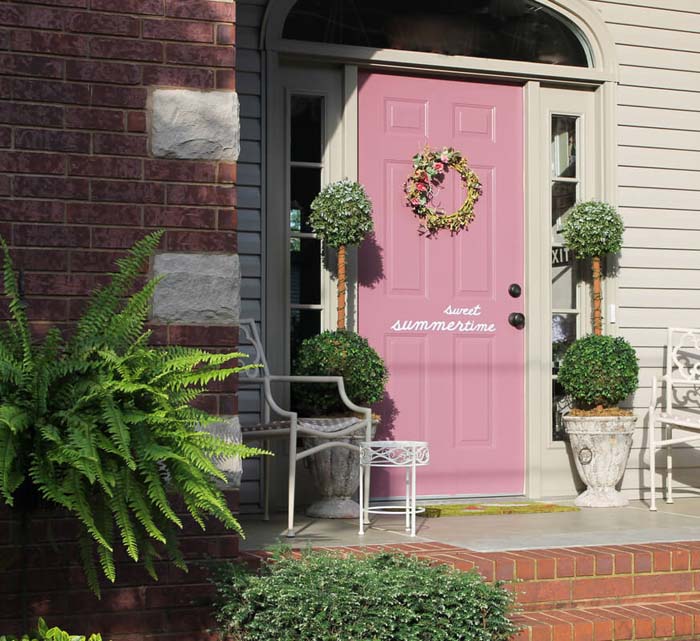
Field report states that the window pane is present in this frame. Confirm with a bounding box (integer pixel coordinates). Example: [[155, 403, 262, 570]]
[[552, 313, 577, 369], [551, 116, 577, 178], [290, 237, 321, 305], [291, 95, 323, 163], [551, 181, 577, 244], [284, 0, 589, 67], [552, 379, 571, 442], [290, 166, 321, 233], [290, 308, 321, 363], [552, 246, 576, 309]]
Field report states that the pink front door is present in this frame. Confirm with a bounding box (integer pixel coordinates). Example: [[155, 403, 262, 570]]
[[358, 72, 524, 498]]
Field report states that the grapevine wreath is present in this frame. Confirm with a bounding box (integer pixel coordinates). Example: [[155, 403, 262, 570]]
[[404, 146, 482, 235]]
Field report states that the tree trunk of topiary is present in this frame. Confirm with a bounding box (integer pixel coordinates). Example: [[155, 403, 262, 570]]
[[592, 255, 602, 336], [337, 244, 346, 330]]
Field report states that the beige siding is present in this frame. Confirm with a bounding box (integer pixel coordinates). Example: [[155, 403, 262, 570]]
[[592, 0, 700, 499]]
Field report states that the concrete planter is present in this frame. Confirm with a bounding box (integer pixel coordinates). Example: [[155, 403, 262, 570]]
[[300, 417, 376, 519], [564, 414, 637, 507]]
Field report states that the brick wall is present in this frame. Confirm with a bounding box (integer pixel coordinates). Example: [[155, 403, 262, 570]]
[[0, 0, 241, 636], [0, 492, 240, 640]]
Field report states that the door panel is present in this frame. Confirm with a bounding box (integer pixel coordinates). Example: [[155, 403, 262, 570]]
[[358, 72, 524, 498]]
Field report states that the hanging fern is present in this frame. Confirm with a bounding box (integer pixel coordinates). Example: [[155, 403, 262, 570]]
[[0, 231, 265, 596]]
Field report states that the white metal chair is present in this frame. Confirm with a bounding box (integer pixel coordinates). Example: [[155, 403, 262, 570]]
[[648, 327, 700, 510], [237, 319, 372, 536]]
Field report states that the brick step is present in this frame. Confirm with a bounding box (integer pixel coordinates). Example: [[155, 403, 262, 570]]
[[512, 599, 700, 641]]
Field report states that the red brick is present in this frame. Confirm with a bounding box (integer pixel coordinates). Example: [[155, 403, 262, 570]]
[[653, 548, 672, 572], [593, 553, 613, 576], [0, 176, 10, 197], [166, 43, 234, 67], [14, 224, 90, 248], [167, 184, 234, 206], [144, 206, 216, 229], [165, 0, 235, 21], [67, 203, 142, 225], [145, 160, 216, 183], [142, 65, 214, 89], [0, 53, 63, 79], [93, 133, 148, 156], [0, 78, 9, 99], [0, 127, 10, 148], [0, 29, 8, 51], [217, 208, 236, 230], [15, 128, 89, 153], [218, 393, 237, 414], [90, 37, 163, 62], [12, 78, 90, 105], [0, 102, 63, 127], [14, 176, 89, 200], [65, 107, 124, 131], [69, 249, 126, 272], [632, 549, 652, 573], [143, 19, 214, 43], [165, 230, 235, 252], [92, 85, 147, 109], [217, 162, 236, 184], [66, 60, 141, 84], [24, 273, 97, 296], [126, 111, 147, 133], [571, 576, 632, 601], [11, 30, 89, 56], [0, 200, 65, 223], [216, 69, 235, 89], [169, 325, 237, 347], [217, 24, 235, 45], [0, 4, 64, 29], [92, 180, 165, 204], [672, 548, 691, 571], [68, 156, 141, 179], [0, 151, 65, 175], [66, 12, 139, 36], [21, 0, 88, 6], [89, 0, 164, 14], [92, 227, 154, 249], [634, 572, 693, 595], [27, 298, 69, 321], [11, 248, 68, 271]]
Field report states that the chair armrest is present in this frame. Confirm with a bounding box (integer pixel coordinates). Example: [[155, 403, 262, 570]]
[[240, 376, 296, 421], [267, 375, 372, 418]]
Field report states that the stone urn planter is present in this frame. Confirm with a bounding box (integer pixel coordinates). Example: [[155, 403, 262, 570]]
[[564, 414, 637, 507], [300, 417, 377, 519]]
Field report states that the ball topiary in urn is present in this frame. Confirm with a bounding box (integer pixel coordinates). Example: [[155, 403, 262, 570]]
[[559, 201, 639, 507], [558, 334, 639, 413]]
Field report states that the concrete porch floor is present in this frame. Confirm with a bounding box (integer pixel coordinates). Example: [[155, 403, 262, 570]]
[[238, 497, 700, 552]]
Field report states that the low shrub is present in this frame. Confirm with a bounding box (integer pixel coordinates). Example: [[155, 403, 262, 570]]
[[1, 618, 102, 641], [212, 550, 518, 641], [292, 331, 387, 416]]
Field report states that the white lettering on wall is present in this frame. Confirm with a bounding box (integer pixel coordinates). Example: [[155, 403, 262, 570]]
[[443, 304, 482, 316]]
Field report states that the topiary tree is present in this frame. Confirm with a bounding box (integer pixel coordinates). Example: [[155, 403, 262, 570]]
[[293, 330, 387, 416], [309, 179, 373, 330], [562, 200, 624, 335], [557, 334, 638, 410]]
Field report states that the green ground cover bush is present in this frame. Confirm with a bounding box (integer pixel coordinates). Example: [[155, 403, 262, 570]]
[[1, 618, 102, 641], [213, 550, 518, 641]]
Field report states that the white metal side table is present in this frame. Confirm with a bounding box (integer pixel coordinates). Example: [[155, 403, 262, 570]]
[[358, 440, 430, 537]]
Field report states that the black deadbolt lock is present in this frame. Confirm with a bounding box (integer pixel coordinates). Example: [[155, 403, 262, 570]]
[[508, 283, 522, 298], [508, 312, 525, 329]]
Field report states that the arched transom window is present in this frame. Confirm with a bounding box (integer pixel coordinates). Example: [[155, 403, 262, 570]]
[[283, 0, 591, 67]]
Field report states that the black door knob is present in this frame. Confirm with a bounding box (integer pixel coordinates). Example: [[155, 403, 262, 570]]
[[508, 283, 522, 298], [508, 312, 525, 329]]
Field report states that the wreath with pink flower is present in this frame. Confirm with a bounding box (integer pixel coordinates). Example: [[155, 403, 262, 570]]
[[404, 146, 482, 235]]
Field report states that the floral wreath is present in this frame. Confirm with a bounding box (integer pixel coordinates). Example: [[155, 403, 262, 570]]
[[404, 146, 482, 235]]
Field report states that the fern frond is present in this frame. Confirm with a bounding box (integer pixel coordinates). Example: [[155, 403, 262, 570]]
[[78, 532, 101, 599]]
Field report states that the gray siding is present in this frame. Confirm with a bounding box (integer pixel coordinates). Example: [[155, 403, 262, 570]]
[[236, 0, 266, 510], [592, 0, 700, 495]]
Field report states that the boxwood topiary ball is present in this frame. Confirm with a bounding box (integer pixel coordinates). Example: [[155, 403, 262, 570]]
[[293, 330, 387, 416], [562, 200, 624, 259], [558, 334, 639, 410]]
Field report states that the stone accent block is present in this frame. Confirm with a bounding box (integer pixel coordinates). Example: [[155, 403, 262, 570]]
[[152, 252, 239, 324], [151, 88, 239, 161]]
